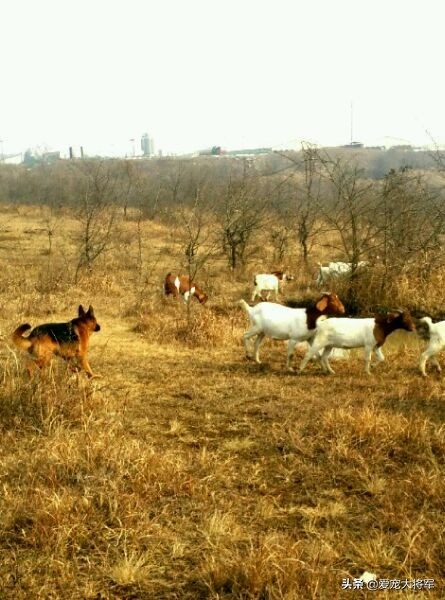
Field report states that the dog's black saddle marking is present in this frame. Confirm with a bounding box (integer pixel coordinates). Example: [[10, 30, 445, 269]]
[[31, 322, 79, 344]]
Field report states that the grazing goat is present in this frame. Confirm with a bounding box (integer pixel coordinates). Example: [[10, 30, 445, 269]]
[[251, 271, 293, 301], [299, 310, 415, 375], [316, 261, 368, 288], [417, 316, 445, 376], [239, 292, 345, 370], [164, 273, 208, 304]]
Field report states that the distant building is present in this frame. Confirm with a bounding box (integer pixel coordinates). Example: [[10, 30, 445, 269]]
[[198, 146, 225, 156], [141, 133, 155, 157], [388, 144, 414, 151], [1, 153, 23, 165], [68, 146, 84, 159], [226, 147, 271, 156], [42, 151, 61, 162], [343, 141, 364, 149]]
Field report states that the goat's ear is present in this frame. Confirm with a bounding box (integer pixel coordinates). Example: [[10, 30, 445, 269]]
[[78, 305, 86, 317], [316, 295, 328, 312]]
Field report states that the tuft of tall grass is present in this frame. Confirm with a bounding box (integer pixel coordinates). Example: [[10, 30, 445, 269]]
[[134, 297, 244, 347], [0, 359, 102, 435]]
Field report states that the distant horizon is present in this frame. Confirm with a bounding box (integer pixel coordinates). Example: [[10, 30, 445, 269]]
[[3, 0, 445, 162], [2, 132, 443, 162]]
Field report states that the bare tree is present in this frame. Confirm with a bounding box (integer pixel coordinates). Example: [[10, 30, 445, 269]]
[[378, 167, 445, 290], [218, 161, 269, 271], [313, 150, 378, 309], [275, 145, 324, 265], [295, 144, 325, 264], [174, 186, 217, 274], [72, 160, 121, 280], [173, 186, 218, 324]]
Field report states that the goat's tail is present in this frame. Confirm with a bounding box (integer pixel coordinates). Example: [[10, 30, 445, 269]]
[[238, 299, 252, 316]]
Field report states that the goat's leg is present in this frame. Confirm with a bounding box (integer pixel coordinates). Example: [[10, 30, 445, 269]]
[[320, 346, 335, 374], [364, 348, 374, 374], [252, 332, 266, 364], [417, 342, 445, 376], [419, 345, 440, 376], [430, 355, 442, 372], [243, 327, 258, 359], [419, 349, 429, 376], [286, 339, 299, 371], [373, 346, 385, 367], [299, 342, 323, 372]]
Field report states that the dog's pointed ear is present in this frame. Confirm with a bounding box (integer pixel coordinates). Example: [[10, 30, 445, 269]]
[[78, 305, 86, 317], [87, 305, 95, 317]]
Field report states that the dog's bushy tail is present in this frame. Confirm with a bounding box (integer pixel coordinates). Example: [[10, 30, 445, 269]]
[[12, 324, 33, 350]]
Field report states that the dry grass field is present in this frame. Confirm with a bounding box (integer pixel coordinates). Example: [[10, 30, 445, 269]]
[[0, 204, 444, 599]]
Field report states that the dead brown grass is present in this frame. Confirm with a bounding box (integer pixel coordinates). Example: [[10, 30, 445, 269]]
[[0, 205, 444, 599]]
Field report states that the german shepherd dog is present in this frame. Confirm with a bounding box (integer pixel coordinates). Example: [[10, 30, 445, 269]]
[[12, 305, 101, 378]]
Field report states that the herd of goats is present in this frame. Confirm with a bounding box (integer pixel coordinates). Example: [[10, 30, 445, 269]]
[[9, 265, 445, 379], [164, 268, 445, 377]]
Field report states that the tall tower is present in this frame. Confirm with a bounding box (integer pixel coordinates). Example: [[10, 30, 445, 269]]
[[141, 133, 155, 157]]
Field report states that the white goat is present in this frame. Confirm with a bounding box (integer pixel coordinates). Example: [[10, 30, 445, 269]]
[[251, 271, 293, 302], [316, 261, 368, 288], [239, 292, 345, 370], [417, 316, 445, 376], [299, 311, 415, 375]]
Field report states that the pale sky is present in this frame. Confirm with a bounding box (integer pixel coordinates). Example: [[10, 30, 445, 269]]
[[2, 0, 444, 157]]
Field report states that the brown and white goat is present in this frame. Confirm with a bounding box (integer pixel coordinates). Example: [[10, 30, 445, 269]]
[[239, 292, 345, 370], [299, 310, 415, 374], [164, 273, 208, 304]]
